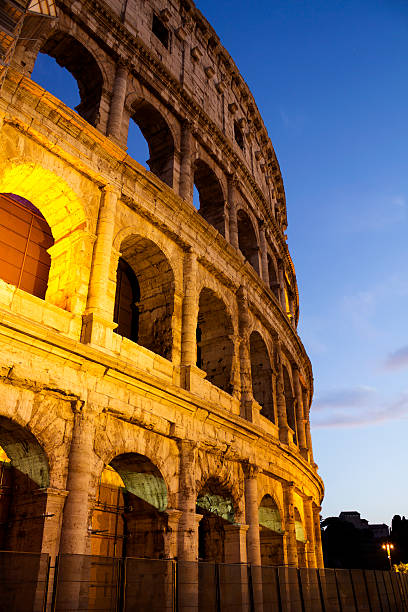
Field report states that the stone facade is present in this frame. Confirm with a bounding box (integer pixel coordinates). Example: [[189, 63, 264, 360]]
[[0, 0, 324, 574]]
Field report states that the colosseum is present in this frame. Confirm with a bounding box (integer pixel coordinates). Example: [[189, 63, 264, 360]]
[[0, 0, 324, 609]]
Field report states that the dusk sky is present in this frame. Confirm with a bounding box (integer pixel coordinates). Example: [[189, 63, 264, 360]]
[[32, 0, 408, 525]]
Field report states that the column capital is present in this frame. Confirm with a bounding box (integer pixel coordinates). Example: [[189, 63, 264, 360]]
[[242, 461, 260, 479]]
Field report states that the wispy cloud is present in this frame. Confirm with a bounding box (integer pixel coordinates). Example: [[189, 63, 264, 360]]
[[311, 386, 408, 428], [384, 345, 408, 370]]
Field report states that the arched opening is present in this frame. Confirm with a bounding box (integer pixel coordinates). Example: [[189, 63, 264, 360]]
[[259, 495, 284, 566], [32, 32, 103, 126], [196, 288, 234, 394], [295, 508, 307, 567], [0, 193, 54, 299], [249, 331, 275, 423], [283, 366, 297, 443], [237, 210, 259, 274], [267, 255, 280, 300], [114, 236, 175, 360], [193, 160, 226, 237], [129, 100, 174, 187], [196, 478, 235, 562], [0, 417, 49, 553], [91, 453, 168, 560]]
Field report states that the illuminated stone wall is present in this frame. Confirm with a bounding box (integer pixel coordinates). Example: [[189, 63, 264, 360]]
[[0, 0, 324, 570]]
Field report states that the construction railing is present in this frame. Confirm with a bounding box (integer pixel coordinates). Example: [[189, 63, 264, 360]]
[[1, 551, 408, 611]]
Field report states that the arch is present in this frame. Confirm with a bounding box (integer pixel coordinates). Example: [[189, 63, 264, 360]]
[[37, 31, 104, 126], [0, 163, 87, 241], [295, 507, 307, 567], [116, 234, 175, 360], [91, 453, 168, 560], [249, 331, 275, 423], [237, 209, 260, 274], [267, 254, 280, 300], [0, 193, 54, 300], [193, 159, 226, 236], [113, 257, 140, 342], [197, 477, 236, 562], [197, 288, 234, 394], [259, 494, 284, 566], [0, 417, 50, 554], [130, 99, 175, 187], [283, 365, 297, 443]]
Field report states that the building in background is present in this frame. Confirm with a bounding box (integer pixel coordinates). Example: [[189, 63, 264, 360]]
[[0, 0, 323, 606]]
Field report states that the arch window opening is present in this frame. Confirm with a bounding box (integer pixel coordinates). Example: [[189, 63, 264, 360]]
[[196, 479, 235, 562], [126, 120, 150, 172], [237, 210, 260, 274], [267, 255, 280, 300], [196, 288, 234, 394], [295, 508, 307, 567], [114, 236, 175, 360], [0, 417, 50, 555], [129, 101, 174, 187], [283, 367, 297, 444], [234, 121, 244, 151], [152, 14, 169, 49], [0, 193, 54, 299], [91, 453, 168, 561], [32, 32, 103, 126], [249, 332, 275, 423], [259, 495, 284, 566], [193, 160, 226, 236]]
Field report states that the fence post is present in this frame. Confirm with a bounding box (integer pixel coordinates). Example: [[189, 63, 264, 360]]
[[297, 568, 306, 612], [316, 569, 326, 612], [42, 555, 51, 612], [50, 555, 60, 612], [349, 570, 358, 611], [215, 563, 221, 612], [247, 564, 255, 612], [362, 570, 373, 612], [333, 570, 343, 612]]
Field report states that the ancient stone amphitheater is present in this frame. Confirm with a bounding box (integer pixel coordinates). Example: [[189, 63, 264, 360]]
[[0, 0, 324, 608]]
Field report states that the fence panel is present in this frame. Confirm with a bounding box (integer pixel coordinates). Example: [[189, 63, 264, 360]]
[[364, 570, 381, 610], [54, 554, 121, 611], [278, 567, 303, 612], [383, 570, 397, 610], [390, 571, 405, 611], [262, 566, 281, 610], [299, 567, 323, 612], [318, 568, 341, 612], [375, 570, 391, 610], [124, 557, 174, 611], [397, 573, 408, 607], [350, 569, 370, 611], [0, 550, 50, 612], [218, 563, 250, 612], [335, 569, 357, 611]]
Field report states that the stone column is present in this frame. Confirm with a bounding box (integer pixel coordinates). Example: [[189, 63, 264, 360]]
[[276, 343, 290, 444], [181, 251, 198, 368], [224, 524, 249, 563], [303, 388, 315, 465], [179, 120, 193, 203], [278, 265, 287, 312], [237, 287, 256, 421], [243, 463, 263, 612], [228, 174, 239, 250], [177, 440, 201, 612], [283, 482, 298, 567], [39, 488, 69, 559], [303, 497, 317, 568], [82, 186, 119, 348], [107, 63, 128, 141], [292, 367, 308, 458], [312, 503, 324, 568], [57, 406, 96, 610], [259, 222, 269, 286], [164, 509, 183, 559]]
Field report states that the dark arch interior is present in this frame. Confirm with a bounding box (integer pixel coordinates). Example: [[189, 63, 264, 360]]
[[194, 160, 225, 236], [259, 494, 284, 566], [38, 32, 103, 126], [283, 366, 297, 443], [0, 193, 54, 299], [249, 331, 275, 423], [237, 209, 259, 273], [0, 417, 49, 554], [114, 236, 175, 360], [131, 100, 174, 187], [91, 453, 168, 561], [267, 254, 280, 300], [197, 478, 235, 562], [197, 288, 234, 394]]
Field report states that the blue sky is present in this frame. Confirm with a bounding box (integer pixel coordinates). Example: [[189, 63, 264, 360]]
[[31, 1, 408, 525]]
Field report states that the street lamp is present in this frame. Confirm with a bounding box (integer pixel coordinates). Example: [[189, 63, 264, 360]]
[[382, 542, 394, 570]]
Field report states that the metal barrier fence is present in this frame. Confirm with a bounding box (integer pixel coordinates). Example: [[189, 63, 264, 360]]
[[1, 551, 408, 611]]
